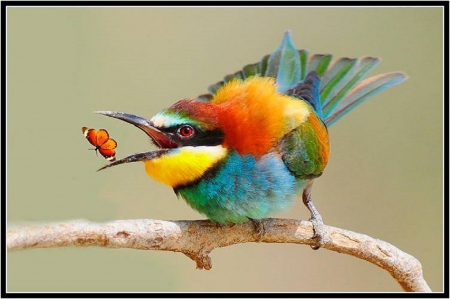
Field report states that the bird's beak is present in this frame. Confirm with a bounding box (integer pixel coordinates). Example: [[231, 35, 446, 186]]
[[95, 111, 176, 171], [96, 111, 178, 149], [96, 149, 168, 172]]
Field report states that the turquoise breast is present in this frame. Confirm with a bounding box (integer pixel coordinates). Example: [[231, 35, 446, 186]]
[[175, 151, 305, 224]]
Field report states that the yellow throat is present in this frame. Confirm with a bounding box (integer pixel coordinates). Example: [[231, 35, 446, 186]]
[[143, 145, 228, 187]]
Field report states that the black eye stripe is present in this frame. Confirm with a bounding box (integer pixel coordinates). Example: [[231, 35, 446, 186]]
[[160, 125, 224, 147]]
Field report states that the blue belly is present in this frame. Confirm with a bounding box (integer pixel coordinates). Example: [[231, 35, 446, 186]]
[[176, 151, 305, 224]]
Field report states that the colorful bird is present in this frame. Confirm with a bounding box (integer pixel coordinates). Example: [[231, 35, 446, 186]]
[[82, 127, 117, 162], [95, 32, 407, 248]]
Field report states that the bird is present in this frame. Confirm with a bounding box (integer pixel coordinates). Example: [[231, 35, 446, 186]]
[[95, 31, 407, 248]]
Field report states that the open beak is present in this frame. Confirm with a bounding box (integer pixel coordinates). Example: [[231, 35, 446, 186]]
[[96, 149, 168, 172], [95, 111, 176, 171], [96, 111, 178, 148]]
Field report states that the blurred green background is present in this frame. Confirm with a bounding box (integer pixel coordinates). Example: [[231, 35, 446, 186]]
[[7, 7, 443, 292]]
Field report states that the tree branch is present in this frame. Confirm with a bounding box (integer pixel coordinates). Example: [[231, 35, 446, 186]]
[[7, 218, 431, 292]]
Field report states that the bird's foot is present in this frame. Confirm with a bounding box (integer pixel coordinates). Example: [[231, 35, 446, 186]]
[[248, 218, 265, 242], [309, 214, 325, 250], [302, 184, 326, 250]]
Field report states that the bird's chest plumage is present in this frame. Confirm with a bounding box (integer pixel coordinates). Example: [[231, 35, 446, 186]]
[[175, 151, 306, 224]]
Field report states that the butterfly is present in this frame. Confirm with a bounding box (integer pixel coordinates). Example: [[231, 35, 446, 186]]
[[82, 127, 117, 162]]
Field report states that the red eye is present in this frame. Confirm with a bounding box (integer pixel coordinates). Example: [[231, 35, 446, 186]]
[[178, 125, 194, 138]]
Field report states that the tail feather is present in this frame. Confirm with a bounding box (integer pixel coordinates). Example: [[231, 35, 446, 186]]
[[321, 57, 381, 120], [308, 54, 332, 76], [265, 32, 302, 92], [319, 58, 358, 110], [325, 72, 408, 126], [197, 31, 407, 126], [298, 49, 309, 81]]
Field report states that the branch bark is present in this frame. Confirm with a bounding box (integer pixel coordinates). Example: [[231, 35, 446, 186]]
[[7, 218, 431, 292]]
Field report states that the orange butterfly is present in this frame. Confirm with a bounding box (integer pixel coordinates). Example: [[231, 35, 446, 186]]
[[82, 127, 117, 162]]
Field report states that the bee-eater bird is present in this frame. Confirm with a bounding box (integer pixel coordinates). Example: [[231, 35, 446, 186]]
[[96, 32, 407, 248]]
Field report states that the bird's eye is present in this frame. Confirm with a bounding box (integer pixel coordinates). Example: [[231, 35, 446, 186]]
[[177, 125, 195, 138]]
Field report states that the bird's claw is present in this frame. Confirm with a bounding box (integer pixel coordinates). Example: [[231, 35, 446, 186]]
[[302, 184, 325, 250], [309, 214, 325, 250], [249, 218, 265, 242]]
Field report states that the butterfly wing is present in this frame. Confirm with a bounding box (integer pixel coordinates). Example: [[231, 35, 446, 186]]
[[95, 129, 111, 147], [99, 138, 117, 161], [82, 127, 99, 147]]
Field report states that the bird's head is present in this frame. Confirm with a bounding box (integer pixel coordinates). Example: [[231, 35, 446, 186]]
[[96, 99, 230, 188]]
